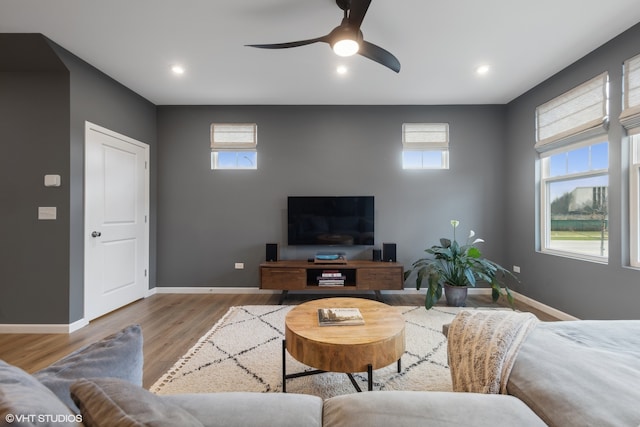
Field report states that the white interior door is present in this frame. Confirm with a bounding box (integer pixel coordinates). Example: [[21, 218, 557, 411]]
[[84, 122, 149, 321]]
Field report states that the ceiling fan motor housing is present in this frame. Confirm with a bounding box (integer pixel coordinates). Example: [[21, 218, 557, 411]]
[[336, 0, 351, 12]]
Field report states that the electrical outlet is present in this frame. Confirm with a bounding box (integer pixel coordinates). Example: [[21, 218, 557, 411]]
[[234, 262, 244, 270], [513, 265, 521, 273]]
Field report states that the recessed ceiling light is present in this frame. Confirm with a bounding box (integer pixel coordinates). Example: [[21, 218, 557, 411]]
[[171, 65, 185, 75], [337, 65, 348, 75], [476, 65, 490, 75]]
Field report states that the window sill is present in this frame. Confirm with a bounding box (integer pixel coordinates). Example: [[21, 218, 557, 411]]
[[537, 248, 608, 265]]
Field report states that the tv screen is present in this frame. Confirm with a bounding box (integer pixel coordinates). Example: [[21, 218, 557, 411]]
[[287, 196, 374, 246]]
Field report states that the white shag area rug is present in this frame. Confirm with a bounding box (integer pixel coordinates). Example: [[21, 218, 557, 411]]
[[151, 305, 485, 399]]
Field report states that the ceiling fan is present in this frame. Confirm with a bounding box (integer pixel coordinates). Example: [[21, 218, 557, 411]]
[[246, 0, 401, 73]]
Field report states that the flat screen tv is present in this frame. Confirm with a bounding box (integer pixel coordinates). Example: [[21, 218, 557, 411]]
[[287, 196, 374, 246]]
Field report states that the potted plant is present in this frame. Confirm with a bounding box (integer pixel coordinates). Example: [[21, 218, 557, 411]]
[[404, 220, 516, 309]]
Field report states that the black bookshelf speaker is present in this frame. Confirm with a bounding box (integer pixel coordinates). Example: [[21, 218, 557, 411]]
[[265, 243, 278, 262], [382, 243, 397, 262], [372, 249, 382, 262]]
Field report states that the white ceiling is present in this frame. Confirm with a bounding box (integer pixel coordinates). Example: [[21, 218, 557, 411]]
[[2, 0, 640, 105]]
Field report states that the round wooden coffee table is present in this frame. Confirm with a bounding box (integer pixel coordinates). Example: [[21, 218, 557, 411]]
[[282, 297, 405, 392]]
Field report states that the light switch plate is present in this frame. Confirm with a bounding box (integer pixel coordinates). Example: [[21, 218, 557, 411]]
[[38, 207, 57, 220], [44, 174, 61, 187]]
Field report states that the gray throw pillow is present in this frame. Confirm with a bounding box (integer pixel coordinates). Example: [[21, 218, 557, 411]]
[[34, 324, 143, 414], [0, 360, 81, 427], [70, 378, 204, 427]]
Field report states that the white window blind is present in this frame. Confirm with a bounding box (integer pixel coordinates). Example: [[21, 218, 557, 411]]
[[535, 72, 609, 151], [210, 123, 257, 150], [402, 123, 449, 150], [621, 54, 640, 134]]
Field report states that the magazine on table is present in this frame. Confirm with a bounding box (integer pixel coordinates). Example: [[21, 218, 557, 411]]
[[317, 308, 364, 326]]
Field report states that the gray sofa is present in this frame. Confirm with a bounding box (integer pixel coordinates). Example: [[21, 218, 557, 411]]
[[3, 319, 638, 426], [1, 324, 546, 427], [445, 313, 640, 427], [505, 320, 640, 427]]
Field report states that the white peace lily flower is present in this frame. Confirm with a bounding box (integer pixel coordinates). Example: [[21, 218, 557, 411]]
[[472, 238, 485, 244], [450, 220, 460, 228], [468, 230, 475, 239]]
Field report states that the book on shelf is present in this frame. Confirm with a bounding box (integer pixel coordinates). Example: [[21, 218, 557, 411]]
[[317, 275, 346, 281], [317, 275, 346, 286], [317, 308, 364, 326], [318, 282, 345, 287], [321, 270, 343, 278]]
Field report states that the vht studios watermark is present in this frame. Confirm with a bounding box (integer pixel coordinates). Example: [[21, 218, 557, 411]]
[[5, 413, 83, 424]]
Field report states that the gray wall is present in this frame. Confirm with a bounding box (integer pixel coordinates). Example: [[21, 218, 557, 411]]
[[0, 34, 157, 324], [156, 105, 508, 288], [504, 22, 640, 319], [0, 34, 71, 323]]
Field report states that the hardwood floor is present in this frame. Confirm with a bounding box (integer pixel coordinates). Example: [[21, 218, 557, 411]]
[[0, 291, 559, 388]]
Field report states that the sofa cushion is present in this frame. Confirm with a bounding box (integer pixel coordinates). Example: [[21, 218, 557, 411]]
[[71, 378, 203, 427], [34, 324, 143, 414], [0, 360, 81, 427], [507, 320, 640, 427], [163, 392, 323, 427], [323, 391, 547, 427]]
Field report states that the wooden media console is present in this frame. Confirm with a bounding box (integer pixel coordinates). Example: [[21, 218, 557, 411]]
[[259, 260, 404, 303]]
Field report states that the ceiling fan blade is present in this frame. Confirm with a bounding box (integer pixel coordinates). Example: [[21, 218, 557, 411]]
[[347, 0, 372, 29], [358, 40, 401, 73], [246, 36, 328, 49]]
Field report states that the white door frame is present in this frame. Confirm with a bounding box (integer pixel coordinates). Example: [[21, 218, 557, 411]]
[[83, 121, 149, 321]]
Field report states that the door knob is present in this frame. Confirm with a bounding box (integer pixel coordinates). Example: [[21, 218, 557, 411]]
[[91, 231, 102, 238]]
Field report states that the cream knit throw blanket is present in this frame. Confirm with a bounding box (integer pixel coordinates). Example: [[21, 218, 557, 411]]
[[447, 310, 539, 394]]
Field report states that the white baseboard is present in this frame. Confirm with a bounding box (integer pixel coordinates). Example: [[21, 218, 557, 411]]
[[154, 286, 280, 294], [0, 317, 89, 334], [510, 290, 579, 320]]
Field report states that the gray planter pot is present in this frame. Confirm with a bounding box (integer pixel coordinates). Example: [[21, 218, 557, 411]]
[[444, 284, 468, 307]]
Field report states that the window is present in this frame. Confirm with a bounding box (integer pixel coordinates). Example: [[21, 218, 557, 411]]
[[540, 140, 609, 260], [622, 54, 640, 267], [402, 123, 449, 169], [210, 123, 257, 170], [536, 73, 609, 261]]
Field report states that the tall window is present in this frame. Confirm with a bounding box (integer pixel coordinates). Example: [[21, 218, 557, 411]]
[[210, 123, 257, 170], [402, 123, 449, 169], [540, 140, 609, 259], [622, 54, 640, 267], [536, 73, 609, 261]]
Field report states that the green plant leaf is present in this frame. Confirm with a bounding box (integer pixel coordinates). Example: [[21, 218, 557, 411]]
[[491, 286, 500, 302], [464, 269, 476, 287], [467, 246, 481, 258]]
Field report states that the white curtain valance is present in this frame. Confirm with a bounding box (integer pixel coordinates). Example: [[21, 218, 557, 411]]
[[535, 72, 609, 152], [211, 123, 257, 150], [620, 53, 640, 134], [402, 123, 449, 150]]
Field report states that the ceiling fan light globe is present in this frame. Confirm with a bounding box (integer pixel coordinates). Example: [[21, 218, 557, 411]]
[[333, 39, 359, 56]]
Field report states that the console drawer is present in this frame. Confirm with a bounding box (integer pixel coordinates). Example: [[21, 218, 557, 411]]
[[260, 267, 306, 290], [357, 267, 403, 290]]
